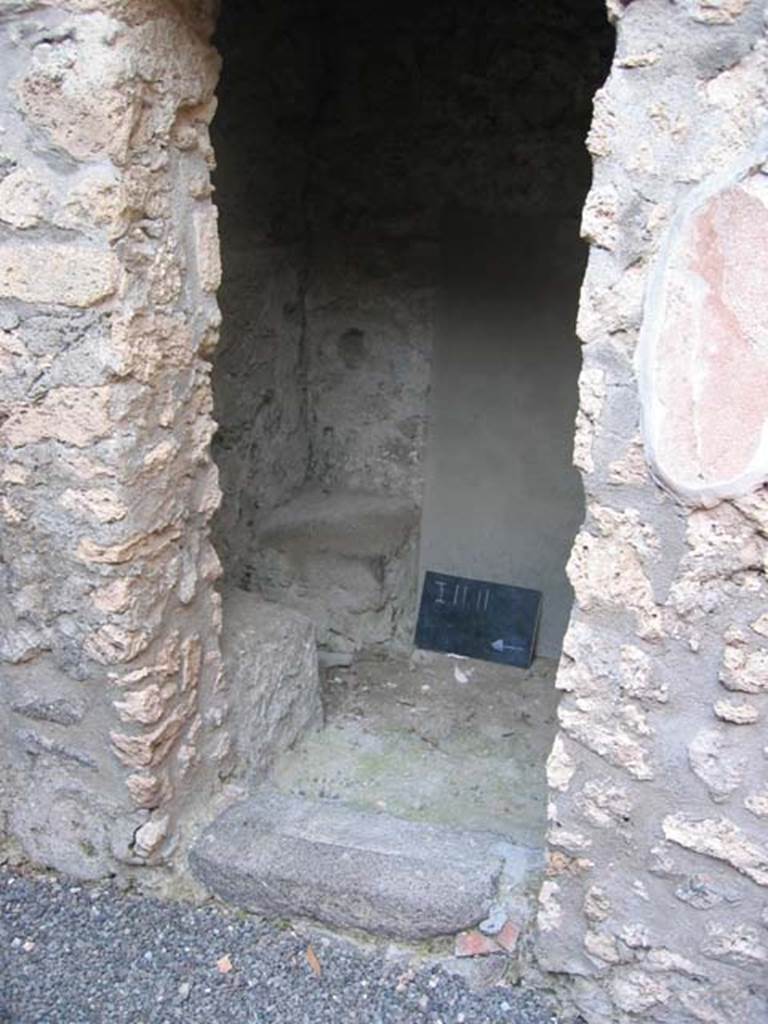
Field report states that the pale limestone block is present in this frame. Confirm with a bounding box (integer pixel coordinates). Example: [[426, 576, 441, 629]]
[[605, 0, 627, 22], [577, 261, 646, 343], [537, 880, 562, 932], [547, 734, 577, 792], [611, 972, 670, 1013], [586, 86, 615, 158], [126, 771, 171, 809], [619, 644, 668, 703], [114, 684, 171, 726], [645, 949, 707, 978], [143, 439, 180, 472], [719, 641, 768, 694], [109, 312, 195, 381], [632, 880, 650, 902], [84, 623, 151, 665], [714, 700, 760, 725], [584, 886, 611, 923], [0, 168, 50, 228], [147, 241, 184, 306], [91, 578, 132, 614], [581, 185, 619, 250], [111, 633, 181, 688], [701, 922, 768, 966], [2, 464, 30, 485], [0, 245, 118, 306], [59, 452, 116, 481], [567, 525, 662, 639], [1, 386, 112, 448], [549, 828, 592, 854], [693, 0, 750, 24], [744, 790, 768, 820], [59, 488, 127, 524], [111, 693, 196, 770], [180, 635, 201, 693], [193, 204, 222, 292], [608, 438, 649, 486], [559, 699, 654, 780], [0, 496, 25, 524], [688, 728, 747, 799], [577, 778, 633, 829], [175, 712, 204, 779], [57, 173, 128, 240], [77, 525, 183, 565], [573, 367, 606, 474], [616, 52, 660, 69], [663, 814, 768, 886], [132, 815, 170, 859], [15, 21, 140, 163], [0, 329, 29, 378], [585, 930, 621, 964]]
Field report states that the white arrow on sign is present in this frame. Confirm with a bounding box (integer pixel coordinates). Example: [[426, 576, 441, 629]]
[[491, 639, 526, 653]]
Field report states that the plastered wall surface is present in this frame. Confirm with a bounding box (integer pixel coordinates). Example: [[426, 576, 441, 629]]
[[539, 2, 768, 1021], [419, 210, 586, 657]]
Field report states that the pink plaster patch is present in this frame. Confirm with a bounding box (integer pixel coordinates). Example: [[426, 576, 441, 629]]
[[454, 930, 503, 957], [495, 919, 521, 953], [454, 919, 521, 957], [637, 170, 768, 505]]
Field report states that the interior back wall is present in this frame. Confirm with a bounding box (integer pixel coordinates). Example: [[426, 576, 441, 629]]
[[210, 0, 612, 652]]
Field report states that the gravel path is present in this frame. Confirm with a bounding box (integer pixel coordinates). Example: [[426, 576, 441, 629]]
[[0, 868, 562, 1024]]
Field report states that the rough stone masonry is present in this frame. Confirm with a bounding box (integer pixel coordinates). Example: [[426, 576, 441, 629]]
[[0, 0, 230, 879], [538, 1, 768, 1021], [0, 2, 767, 1024]]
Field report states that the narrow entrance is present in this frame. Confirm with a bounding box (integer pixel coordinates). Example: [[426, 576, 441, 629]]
[[200, 0, 613, 939]]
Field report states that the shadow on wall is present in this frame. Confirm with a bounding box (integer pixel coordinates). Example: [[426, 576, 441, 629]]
[[208, 0, 613, 657]]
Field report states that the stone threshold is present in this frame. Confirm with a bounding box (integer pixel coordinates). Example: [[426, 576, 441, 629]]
[[190, 787, 541, 949]]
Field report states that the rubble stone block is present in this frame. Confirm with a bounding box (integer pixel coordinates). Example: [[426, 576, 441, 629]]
[[221, 589, 322, 780]]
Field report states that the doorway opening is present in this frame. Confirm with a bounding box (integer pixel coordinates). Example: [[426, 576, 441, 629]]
[[203, 0, 613, 936]]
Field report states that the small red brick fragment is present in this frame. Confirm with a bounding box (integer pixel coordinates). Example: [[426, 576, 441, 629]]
[[454, 930, 501, 958], [495, 919, 520, 953]]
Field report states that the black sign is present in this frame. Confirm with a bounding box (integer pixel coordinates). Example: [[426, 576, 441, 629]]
[[415, 571, 541, 669]]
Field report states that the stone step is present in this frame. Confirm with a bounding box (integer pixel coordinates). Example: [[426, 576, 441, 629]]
[[190, 789, 535, 940], [245, 488, 419, 651], [255, 488, 418, 559]]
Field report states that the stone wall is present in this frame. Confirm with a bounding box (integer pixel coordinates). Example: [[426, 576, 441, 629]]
[[0, 0, 229, 883], [209, 0, 315, 576], [1, 1, 767, 1021], [539, 1, 768, 1021]]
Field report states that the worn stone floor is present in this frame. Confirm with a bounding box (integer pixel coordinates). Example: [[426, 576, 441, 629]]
[[270, 651, 560, 848]]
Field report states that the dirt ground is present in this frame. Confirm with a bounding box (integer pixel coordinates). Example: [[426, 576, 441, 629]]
[[271, 650, 560, 847]]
